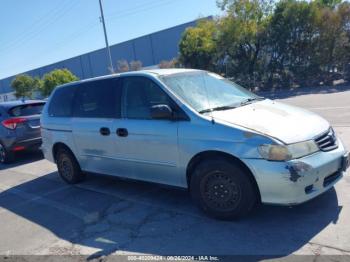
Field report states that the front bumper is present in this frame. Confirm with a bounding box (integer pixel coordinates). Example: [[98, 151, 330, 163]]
[[243, 139, 348, 205]]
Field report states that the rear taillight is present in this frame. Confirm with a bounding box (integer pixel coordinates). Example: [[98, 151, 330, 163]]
[[1, 118, 27, 129]]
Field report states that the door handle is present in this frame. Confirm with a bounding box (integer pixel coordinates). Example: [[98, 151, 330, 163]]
[[116, 128, 128, 137], [100, 127, 110, 136]]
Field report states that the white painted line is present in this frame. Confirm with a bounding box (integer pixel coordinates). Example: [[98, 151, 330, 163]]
[[308, 106, 350, 110]]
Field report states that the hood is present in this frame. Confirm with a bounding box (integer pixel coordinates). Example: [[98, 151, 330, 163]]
[[210, 99, 329, 144]]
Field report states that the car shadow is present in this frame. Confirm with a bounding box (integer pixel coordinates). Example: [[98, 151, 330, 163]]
[[0, 171, 342, 259], [0, 151, 43, 170], [257, 85, 350, 100]]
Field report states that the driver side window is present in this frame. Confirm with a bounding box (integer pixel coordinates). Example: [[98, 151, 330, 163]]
[[122, 76, 171, 119]]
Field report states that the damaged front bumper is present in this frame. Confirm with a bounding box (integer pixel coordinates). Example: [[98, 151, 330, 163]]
[[243, 139, 349, 205]]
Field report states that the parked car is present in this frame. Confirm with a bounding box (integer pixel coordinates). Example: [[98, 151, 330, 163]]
[[41, 69, 349, 219], [0, 100, 46, 163]]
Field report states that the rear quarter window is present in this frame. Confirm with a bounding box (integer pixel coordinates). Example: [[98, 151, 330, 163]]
[[9, 103, 45, 117], [48, 85, 77, 117], [73, 78, 120, 118]]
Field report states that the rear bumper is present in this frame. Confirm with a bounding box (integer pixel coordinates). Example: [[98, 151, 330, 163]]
[[243, 138, 348, 205], [9, 137, 42, 152]]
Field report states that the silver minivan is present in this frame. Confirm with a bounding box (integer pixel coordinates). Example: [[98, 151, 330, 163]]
[[41, 69, 349, 219]]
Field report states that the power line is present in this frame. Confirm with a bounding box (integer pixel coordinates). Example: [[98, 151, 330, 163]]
[[29, 1, 173, 58], [0, 0, 71, 47], [1, 0, 183, 55], [0, 0, 80, 54], [105, 0, 171, 18], [106, 0, 181, 21], [0, 20, 100, 74], [0, 0, 188, 77]]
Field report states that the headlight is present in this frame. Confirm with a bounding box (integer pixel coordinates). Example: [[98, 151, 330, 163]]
[[287, 140, 319, 159], [258, 144, 292, 161], [258, 140, 319, 161]]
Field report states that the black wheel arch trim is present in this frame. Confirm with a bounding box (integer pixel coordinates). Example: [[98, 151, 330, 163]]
[[52, 142, 77, 163]]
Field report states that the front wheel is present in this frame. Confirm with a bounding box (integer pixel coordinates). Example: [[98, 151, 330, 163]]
[[190, 158, 258, 220], [56, 148, 85, 184]]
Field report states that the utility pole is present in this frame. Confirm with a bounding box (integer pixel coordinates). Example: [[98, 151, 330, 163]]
[[99, 0, 114, 73]]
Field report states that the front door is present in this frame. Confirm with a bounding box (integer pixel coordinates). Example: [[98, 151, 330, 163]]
[[112, 76, 181, 186]]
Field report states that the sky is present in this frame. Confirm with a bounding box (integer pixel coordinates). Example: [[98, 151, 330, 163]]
[[0, 0, 221, 79]]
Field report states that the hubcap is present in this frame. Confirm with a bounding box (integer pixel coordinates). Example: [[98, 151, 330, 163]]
[[201, 171, 241, 212]]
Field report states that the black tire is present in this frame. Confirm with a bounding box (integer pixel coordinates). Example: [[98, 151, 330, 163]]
[[56, 147, 85, 184], [190, 158, 257, 220], [0, 143, 14, 164]]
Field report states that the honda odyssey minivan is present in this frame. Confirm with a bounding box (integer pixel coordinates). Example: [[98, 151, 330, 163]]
[[41, 69, 349, 219]]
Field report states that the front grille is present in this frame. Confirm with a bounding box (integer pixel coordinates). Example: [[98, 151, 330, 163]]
[[314, 128, 338, 152]]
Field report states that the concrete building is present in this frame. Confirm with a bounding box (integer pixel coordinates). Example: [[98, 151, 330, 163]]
[[0, 18, 203, 101]]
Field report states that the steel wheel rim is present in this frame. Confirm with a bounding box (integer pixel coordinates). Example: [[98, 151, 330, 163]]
[[59, 156, 73, 180], [201, 171, 242, 212], [0, 144, 6, 163]]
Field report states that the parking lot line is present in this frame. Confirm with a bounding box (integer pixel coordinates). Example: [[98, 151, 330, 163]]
[[308, 106, 350, 110]]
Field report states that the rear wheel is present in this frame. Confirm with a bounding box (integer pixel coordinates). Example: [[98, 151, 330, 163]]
[[56, 148, 85, 184], [0, 143, 14, 164], [190, 158, 257, 220]]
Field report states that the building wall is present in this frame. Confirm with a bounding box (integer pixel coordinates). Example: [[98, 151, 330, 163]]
[[0, 19, 203, 96], [0, 92, 16, 102]]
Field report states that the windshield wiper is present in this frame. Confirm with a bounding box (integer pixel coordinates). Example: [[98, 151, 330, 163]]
[[199, 97, 265, 114], [199, 105, 237, 114], [240, 97, 265, 106]]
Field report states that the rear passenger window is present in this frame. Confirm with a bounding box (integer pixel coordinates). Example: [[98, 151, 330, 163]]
[[73, 79, 119, 118], [48, 85, 77, 117]]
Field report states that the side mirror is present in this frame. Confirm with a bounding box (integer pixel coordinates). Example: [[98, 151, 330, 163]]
[[150, 104, 173, 120]]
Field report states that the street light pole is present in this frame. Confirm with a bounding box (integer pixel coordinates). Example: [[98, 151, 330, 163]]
[[98, 0, 114, 73]]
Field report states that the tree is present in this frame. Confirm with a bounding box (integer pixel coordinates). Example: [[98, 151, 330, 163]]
[[116, 60, 130, 72], [159, 58, 179, 68], [40, 69, 78, 97], [11, 74, 42, 99], [216, 0, 273, 87], [316, 1, 350, 83], [266, 0, 350, 87], [265, 0, 321, 87], [315, 0, 341, 9], [179, 20, 218, 70], [178, 0, 350, 89], [129, 60, 143, 71]]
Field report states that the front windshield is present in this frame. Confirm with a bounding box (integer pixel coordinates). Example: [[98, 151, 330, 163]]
[[160, 71, 259, 113]]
